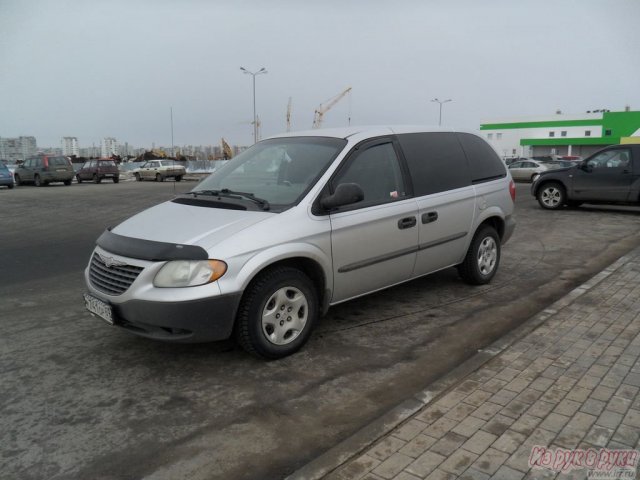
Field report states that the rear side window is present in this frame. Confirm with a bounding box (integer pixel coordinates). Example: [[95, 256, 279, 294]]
[[396, 132, 471, 196], [456, 133, 506, 183], [49, 156, 69, 166]]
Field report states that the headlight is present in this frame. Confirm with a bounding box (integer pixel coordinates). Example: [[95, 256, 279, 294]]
[[153, 260, 227, 288]]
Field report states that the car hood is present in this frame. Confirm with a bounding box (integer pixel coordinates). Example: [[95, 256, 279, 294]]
[[111, 200, 274, 251]]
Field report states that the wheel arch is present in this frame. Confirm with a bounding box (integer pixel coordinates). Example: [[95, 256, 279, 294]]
[[227, 246, 332, 317]]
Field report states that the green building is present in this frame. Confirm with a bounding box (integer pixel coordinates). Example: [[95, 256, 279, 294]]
[[480, 109, 640, 159]]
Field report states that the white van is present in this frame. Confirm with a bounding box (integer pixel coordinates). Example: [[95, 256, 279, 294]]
[[84, 126, 515, 359]]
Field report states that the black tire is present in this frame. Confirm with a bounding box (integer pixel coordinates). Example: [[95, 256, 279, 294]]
[[93, 174, 101, 184], [156, 173, 164, 182], [8, 183, 14, 189], [76, 175, 82, 184], [175, 175, 183, 182], [64, 179, 72, 186], [113, 177, 120, 184], [135, 173, 142, 182], [235, 267, 318, 359], [536, 182, 566, 210], [14, 175, 21, 186], [458, 225, 501, 285], [34, 175, 43, 187]]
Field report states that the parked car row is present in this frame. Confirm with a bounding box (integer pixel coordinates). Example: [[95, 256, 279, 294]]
[[507, 157, 582, 182], [1, 156, 189, 188]]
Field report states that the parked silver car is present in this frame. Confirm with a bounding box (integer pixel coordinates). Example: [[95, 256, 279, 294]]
[[84, 127, 516, 359], [508, 159, 551, 182]]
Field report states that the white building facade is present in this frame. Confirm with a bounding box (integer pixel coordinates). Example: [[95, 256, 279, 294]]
[[61, 137, 79, 156], [101, 137, 118, 158]]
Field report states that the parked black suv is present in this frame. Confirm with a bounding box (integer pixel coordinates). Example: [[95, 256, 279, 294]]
[[531, 145, 640, 209]]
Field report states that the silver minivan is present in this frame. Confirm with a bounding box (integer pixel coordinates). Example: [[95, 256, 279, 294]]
[[84, 126, 515, 358]]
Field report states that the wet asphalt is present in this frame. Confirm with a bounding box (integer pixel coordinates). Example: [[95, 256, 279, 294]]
[[1, 180, 639, 480]]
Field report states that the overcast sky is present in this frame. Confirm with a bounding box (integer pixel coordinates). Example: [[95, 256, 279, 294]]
[[1, 0, 639, 148]]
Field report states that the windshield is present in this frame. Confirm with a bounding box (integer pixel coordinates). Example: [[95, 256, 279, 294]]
[[194, 137, 346, 210]]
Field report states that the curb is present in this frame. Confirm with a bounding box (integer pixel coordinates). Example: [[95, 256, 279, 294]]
[[286, 247, 636, 480]]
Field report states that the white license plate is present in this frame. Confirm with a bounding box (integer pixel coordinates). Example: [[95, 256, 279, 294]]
[[84, 293, 114, 325], [56, 168, 67, 172]]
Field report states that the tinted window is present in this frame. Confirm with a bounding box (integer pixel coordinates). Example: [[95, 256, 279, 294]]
[[456, 133, 506, 183], [49, 156, 69, 166], [397, 132, 470, 196], [332, 142, 406, 206]]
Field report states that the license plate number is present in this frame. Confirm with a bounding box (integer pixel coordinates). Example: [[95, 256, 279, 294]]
[[84, 293, 114, 325]]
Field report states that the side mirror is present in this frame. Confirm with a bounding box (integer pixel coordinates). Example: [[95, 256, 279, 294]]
[[580, 163, 593, 173], [321, 183, 364, 210]]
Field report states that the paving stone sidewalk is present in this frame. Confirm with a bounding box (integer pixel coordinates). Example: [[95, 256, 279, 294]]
[[323, 247, 640, 480]]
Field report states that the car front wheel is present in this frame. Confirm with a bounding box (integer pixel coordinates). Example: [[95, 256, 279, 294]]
[[14, 175, 21, 186], [537, 182, 566, 210], [458, 225, 500, 285], [235, 267, 318, 359], [156, 173, 164, 182], [34, 175, 43, 187], [76, 175, 82, 184], [135, 173, 142, 182]]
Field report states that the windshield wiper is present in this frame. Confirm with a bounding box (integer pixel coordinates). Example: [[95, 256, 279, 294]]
[[189, 189, 270, 211]]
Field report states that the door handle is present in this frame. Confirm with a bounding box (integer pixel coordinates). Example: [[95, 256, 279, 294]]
[[397, 216, 417, 229], [422, 212, 438, 224]]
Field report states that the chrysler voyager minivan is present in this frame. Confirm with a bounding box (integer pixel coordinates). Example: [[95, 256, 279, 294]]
[[84, 126, 515, 359]]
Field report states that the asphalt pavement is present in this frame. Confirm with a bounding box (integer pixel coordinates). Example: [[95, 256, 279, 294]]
[[1, 181, 639, 480]]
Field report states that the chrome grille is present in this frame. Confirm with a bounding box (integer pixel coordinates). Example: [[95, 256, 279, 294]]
[[89, 253, 144, 295]]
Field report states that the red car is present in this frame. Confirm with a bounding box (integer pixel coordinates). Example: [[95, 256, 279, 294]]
[[76, 159, 120, 184]]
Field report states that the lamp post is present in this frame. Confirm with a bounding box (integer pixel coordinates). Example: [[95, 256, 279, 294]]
[[240, 67, 267, 143], [431, 98, 452, 126]]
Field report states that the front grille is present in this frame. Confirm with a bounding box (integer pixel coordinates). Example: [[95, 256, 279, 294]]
[[89, 253, 144, 295]]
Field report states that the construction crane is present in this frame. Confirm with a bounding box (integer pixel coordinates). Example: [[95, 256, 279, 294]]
[[286, 97, 292, 132], [312, 87, 352, 129], [221, 138, 233, 159]]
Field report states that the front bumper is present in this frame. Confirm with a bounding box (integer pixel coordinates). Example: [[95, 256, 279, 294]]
[[88, 292, 242, 343]]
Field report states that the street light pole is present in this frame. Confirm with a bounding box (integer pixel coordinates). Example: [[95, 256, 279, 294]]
[[240, 67, 267, 144], [431, 98, 452, 126]]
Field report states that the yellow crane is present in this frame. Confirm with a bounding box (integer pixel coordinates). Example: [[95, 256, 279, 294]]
[[312, 87, 352, 129], [221, 138, 233, 159]]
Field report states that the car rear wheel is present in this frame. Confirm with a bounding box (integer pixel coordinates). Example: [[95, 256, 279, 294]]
[[537, 182, 566, 210], [175, 175, 183, 182], [113, 177, 119, 184], [135, 173, 142, 182], [8, 183, 14, 189], [34, 175, 43, 187], [235, 267, 318, 359], [93, 174, 101, 184], [64, 179, 72, 186], [458, 225, 500, 285], [14, 174, 21, 186]]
